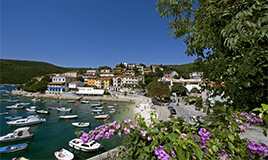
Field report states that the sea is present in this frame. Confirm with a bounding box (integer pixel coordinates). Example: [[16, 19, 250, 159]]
[[0, 85, 134, 159]]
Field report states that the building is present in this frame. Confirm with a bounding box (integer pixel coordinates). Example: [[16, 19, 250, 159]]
[[151, 64, 164, 72], [127, 63, 136, 69], [124, 70, 135, 76], [136, 65, 144, 71], [142, 68, 152, 75], [164, 71, 178, 78], [86, 69, 99, 76], [95, 78, 104, 89], [113, 75, 125, 87], [86, 76, 97, 86], [76, 87, 104, 96], [102, 77, 112, 89], [100, 69, 111, 73], [113, 67, 124, 73], [100, 72, 114, 77], [68, 81, 84, 90], [47, 75, 76, 94], [64, 71, 78, 78], [189, 72, 203, 79]]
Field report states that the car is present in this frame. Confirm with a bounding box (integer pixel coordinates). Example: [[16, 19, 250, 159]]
[[170, 109, 177, 115], [168, 106, 174, 110]]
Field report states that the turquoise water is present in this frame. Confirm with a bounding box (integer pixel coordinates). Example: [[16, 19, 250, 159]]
[[0, 85, 134, 159]]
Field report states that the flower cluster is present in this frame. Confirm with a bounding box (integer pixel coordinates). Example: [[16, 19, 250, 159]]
[[194, 128, 211, 153], [247, 140, 268, 158], [154, 146, 171, 160]]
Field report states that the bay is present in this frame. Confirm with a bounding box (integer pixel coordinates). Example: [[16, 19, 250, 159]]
[[0, 85, 134, 159]]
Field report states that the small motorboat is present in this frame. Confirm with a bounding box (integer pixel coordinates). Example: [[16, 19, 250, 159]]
[[107, 106, 114, 108], [90, 103, 102, 107], [80, 100, 90, 104], [26, 106, 36, 112], [0, 112, 9, 115], [109, 108, 116, 113], [1, 99, 8, 101], [58, 115, 78, 119], [12, 157, 29, 160], [36, 110, 50, 114], [92, 109, 102, 112], [0, 127, 34, 143], [6, 104, 24, 109], [54, 148, 74, 160], [19, 103, 31, 106], [95, 106, 103, 109], [6, 115, 46, 126], [7, 99, 19, 103], [31, 98, 40, 102], [57, 107, 72, 112], [48, 106, 58, 109], [114, 103, 118, 106], [51, 100, 60, 103], [0, 143, 28, 153], [69, 138, 102, 152], [5, 116, 23, 121], [94, 114, 109, 119], [72, 122, 90, 127], [67, 100, 75, 103]]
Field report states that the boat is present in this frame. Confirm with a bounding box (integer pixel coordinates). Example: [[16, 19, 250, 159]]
[[95, 106, 103, 109], [67, 100, 75, 103], [58, 115, 78, 119], [57, 107, 72, 112], [69, 138, 102, 152], [94, 114, 109, 119], [114, 103, 118, 106], [90, 103, 102, 107], [0, 112, 9, 115], [31, 98, 40, 102], [109, 108, 116, 113], [107, 106, 114, 108], [36, 110, 50, 114], [5, 116, 24, 121], [19, 103, 31, 106], [54, 148, 74, 160], [51, 100, 60, 103], [92, 109, 102, 112], [12, 157, 29, 160], [7, 99, 19, 103], [48, 106, 59, 109], [72, 122, 90, 127], [1, 99, 8, 102], [6, 103, 24, 109], [26, 106, 37, 112], [0, 143, 28, 153], [2, 94, 10, 97], [80, 100, 90, 104], [6, 115, 46, 126], [0, 127, 34, 143]]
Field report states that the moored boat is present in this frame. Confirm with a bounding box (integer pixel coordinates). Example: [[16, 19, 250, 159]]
[[5, 116, 24, 121], [57, 107, 72, 112], [31, 98, 40, 102], [69, 138, 102, 152], [72, 122, 90, 127], [92, 109, 102, 112], [6, 115, 46, 126], [107, 106, 114, 108], [0, 143, 28, 153], [7, 99, 19, 103], [95, 106, 103, 109], [0, 127, 34, 143], [90, 103, 102, 107], [58, 115, 78, 119], [26, 106, 36, 112], [36, 110, 50, 114], [80, 100, 90, 104], [67, 100, 75, 103], [48, 106, 59, 109], [54, 148, 74, 160], [109, 108, 116, 113], [6, 103, 24, 109], [94, 114, 109, 119], [19, 103, 31, 106], [0, 112, 9, 115]]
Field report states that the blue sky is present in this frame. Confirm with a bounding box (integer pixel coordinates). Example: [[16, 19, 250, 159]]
[[1, 0, 196, 68]]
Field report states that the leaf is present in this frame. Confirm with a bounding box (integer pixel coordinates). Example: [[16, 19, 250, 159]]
[[252, 108, 261, 112], [168, 133, 177, 142], [212, 145, 219, 153], [259, 113, 264, 118], [261, 104, 268, 110], [228, 134, 234, 142], [192, 146, 203, 159], [263, 128, 267, 137], [228, 142, 235, 154]]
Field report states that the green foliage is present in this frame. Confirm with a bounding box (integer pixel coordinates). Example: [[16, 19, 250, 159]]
[[253, 104, 268, 124], [104, 91, 111, 95], [77, 76, 84, 82], [171, 83, 188, 96], [157, 0, 268, 110], [144, 70, 164, 85], [147, 81, 170, 100], [98, 66, 112, 70], [19, 76, 51, 93], [163, 63, 200, 79]]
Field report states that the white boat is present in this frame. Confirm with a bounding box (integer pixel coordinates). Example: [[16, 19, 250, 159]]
[[94, 114, 109, 119], [0, 127, 34, 143], [95, 106, 103, 109], [36, 110, 50, 114], [7, 99, 19, 103], [114, 103, 118, 106], [109, 108, 116, 113], [90, 103, 102, 107], [72, 122, 90, 127], [12, 157, 29, 160], [57, 107, 72, 112], [5, 116, 24, 121], [19, 103, 31, 106], [0, 112, 8, 115], [80, 100, 90, 104], [107, 106, 114, 108], [6, 115, 46, 126], [69, 138, 102, 152], [54, 148, 74, 160], [6, 104, 24, 109], [67, 100, 75, 103], [26, 106, 36, 112], [92, 109, 102, 112], [31, 98, 40, 102], [58, 115, 78, 119], [51, 100, 60, 103]]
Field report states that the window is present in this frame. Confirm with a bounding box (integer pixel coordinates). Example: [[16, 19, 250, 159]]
[[59, 79, 61, 81]]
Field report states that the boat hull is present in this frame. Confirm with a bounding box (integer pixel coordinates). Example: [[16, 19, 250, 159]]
[[0, 143, 28, 153]]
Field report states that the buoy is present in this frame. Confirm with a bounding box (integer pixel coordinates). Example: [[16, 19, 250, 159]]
[[74, 104, 78, 107]]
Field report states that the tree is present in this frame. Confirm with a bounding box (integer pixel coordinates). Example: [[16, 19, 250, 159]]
[[171, 83, 188, 96], [157, 0, 268, 110], [147, 80, 170, 101], [77, 76, 84, 82]]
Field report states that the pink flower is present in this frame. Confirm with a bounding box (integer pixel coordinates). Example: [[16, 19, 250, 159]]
[[115, 122, 121, 130], [124, 118, 132, 124], [118, 131, 122, 137], [140, 130, 147, 137], [238, 125, 246, 133], [147, 135, 152, 141], [124, 127, 130, 134]]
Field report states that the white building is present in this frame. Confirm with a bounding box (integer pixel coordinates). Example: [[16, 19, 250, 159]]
[[164, 71, 178, 78], [100, 69, 111, 73], [47, 75, 77, 94], [76, 87, 104, 96], [136, 65, 144, 71], [127, 63, 136, 69], [68, 81, 84, 89], [189, 72, 203, 79], [124, 70, 135, 76], [100, 72, 114, 77], [64, 71, 78, 78], [86, 69, 99, 76]]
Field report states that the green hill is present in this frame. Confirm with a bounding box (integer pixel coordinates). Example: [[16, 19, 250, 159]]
[[0, 59, 87, 84], [162, 63, 202, 78]]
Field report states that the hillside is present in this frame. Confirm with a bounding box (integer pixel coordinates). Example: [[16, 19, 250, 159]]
[[163, 63, 202, 78], [0, 59, 87, 84]]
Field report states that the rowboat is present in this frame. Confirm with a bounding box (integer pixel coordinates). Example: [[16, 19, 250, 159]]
[[5, 116, 23, 121], [67, 100, 75, 103], [36, 110, 50, 114], [6, 104, 24, 109], [7, 99, 19, 103], [54, 148, 74, 160], [19, 103, 31, 106], [109, 108, 116, 113], [26, 106, 36, 112], [107, 106, 114, 108], [57, 107, 72, 112], [90, 103, 102, 107], [31, 98, 40, 102], [48, 106, 58, 109], [92, 109, 102, 112], [69, 138, 102, 152], [6, 115, 46, 126], [0, 127, 34, 143], [0, 143, 28, 153], [58, 115, 78, 119], [94, 114, 109, 119], [72, 122, 90, 127], [95, 106, 103, 109], [51, 100, 60, 103], [80, 101, 90, 104], [0, 112, 8, 115]]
